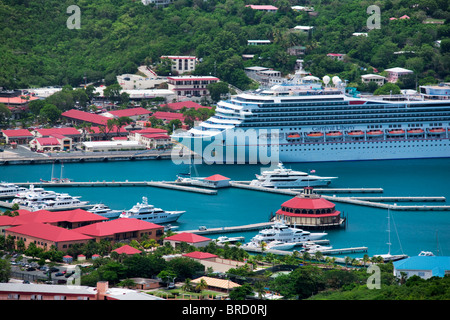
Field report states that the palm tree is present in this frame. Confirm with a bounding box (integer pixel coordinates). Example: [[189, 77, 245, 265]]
[[195, 279, 208, 298], [302, 251, 311, 264], [362, 254, 370, 267], [182, 278, 194, 292], [314, 251, 324, 263], [253, 280, 266, 300]]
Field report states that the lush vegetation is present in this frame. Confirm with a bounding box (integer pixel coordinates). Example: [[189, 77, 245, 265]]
[[0, 0, 448, 92], [2, 231, 449, 300]]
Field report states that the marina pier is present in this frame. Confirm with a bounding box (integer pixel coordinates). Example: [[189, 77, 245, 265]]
[[2, 179, 450, 210]]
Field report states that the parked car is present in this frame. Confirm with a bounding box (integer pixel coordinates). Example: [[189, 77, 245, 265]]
[[55, 272, 64, 277], [26, 267, 36, 271]]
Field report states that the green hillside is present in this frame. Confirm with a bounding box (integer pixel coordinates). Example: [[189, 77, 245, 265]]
[[0, 0, 449, 90]]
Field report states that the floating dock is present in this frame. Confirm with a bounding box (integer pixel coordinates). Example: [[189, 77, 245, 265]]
[[321, 195, 450, 211], [9, 181, 217, 195], [183, 222, 275, 235]]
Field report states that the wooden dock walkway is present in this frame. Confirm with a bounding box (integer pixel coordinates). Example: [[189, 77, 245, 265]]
[[320, 195, 450, 211], [10, 181, 217, 195], [182, 221, 275, 235]]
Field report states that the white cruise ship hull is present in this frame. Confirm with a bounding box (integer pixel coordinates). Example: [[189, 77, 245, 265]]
[[174, 131, 450, 163]]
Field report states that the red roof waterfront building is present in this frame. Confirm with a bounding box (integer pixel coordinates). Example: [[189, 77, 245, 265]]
[[164, 232, 212, 248], [275, 187, 346, 229], [5, 222, 94, 252], [73, 218, 164, 244]]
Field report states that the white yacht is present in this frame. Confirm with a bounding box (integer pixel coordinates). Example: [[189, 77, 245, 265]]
[[215, 236, 245, 245], [88, 203, 122, 219], [244, 221, 327, 249], [302, 241, 332, 253], [242, 239, 297, 251], [13, 185, 58, 204], [119, 196, 185, 224], [25, 194, 90, 211], [250, 162, 336, 188], [0, 183, 27, 198]]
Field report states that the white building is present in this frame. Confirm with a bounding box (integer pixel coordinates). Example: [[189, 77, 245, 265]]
[[160, 56, 198, 74], [81, 141, 146, 152], [167, 76, 219, 98], [361, 74, 386, 86], [384, 67, 414, 83], [247, 40, 271, 46], [117, 74, 165, 90]]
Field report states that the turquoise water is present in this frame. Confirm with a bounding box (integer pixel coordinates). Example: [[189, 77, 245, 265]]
[[1, 158, 449, 258]]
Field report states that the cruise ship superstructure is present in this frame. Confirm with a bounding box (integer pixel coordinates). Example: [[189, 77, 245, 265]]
[[172, 71, 450, 163]]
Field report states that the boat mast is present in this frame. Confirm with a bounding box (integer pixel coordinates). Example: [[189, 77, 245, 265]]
[[387, 208, 391, 256]]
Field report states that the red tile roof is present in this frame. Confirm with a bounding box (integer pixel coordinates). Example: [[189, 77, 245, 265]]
[[73, 218, 163, 237], [132, 128, 168, 134], [141, 134, 171, 140], [107, 107, 151, 118], [35, 137, 60, 146], [159, 101, 212, 111], [1, 129, 33, 137], [6, 222, 93, 242], [112, 244, 142, 255], [0, 215, 14, 226], [204, 174, 230, 181], [10, 209, 107, 225], [0, 96, 39, 105], [165, 232, 211, 243], [281, 195, 336, 210], [151, 111, 185, 121], [62, 109, 109, 126], [36, 127, 81, 136], [183, 251, 218, 259]]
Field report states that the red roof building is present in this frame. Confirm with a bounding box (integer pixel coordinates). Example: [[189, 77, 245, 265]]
[[1, 129, 34, 144], [5, 222, 93, 252], [62, 109, 109, 126], [159, 101, 212, 111], [73, 218, 164, 244], [275, 187, 345, 229], [112, 244, 142, 255], [104, 107, 151, 120], [164, 232, 212, 248], [200, 174, 231, 188], [151, 111, 185, 123], [182, 251, 218, 260]]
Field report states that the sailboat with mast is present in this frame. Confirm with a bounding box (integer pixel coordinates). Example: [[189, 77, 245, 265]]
[[374, 208, 408, 262], [40, 162, 73, 183]]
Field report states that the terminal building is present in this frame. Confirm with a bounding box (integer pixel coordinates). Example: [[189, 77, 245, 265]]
[[274, 187, 346, 229]]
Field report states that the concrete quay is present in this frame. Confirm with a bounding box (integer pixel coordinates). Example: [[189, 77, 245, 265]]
[[182, 222, 275, 235], [9, 180, 217, 195]]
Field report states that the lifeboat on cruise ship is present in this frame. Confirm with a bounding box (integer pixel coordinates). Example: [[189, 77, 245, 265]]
[[326, 131, 343, 138], [428, 128, 446, 134], [307, 132, 324, 138], [287, 133, 301, 140], [347, 130, 364, 137], [366, 130, 383, 136], [387, 129, 405, 136], [407, 128, 424, 135]]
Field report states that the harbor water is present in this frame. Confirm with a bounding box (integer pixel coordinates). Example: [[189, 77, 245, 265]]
[[1, 158, 449, 259]]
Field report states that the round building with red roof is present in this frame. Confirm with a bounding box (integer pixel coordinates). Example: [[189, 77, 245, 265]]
[[275, 187, 346, 229]]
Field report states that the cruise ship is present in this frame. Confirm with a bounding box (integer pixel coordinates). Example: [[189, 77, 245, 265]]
[[172, 72, 450, 163]]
